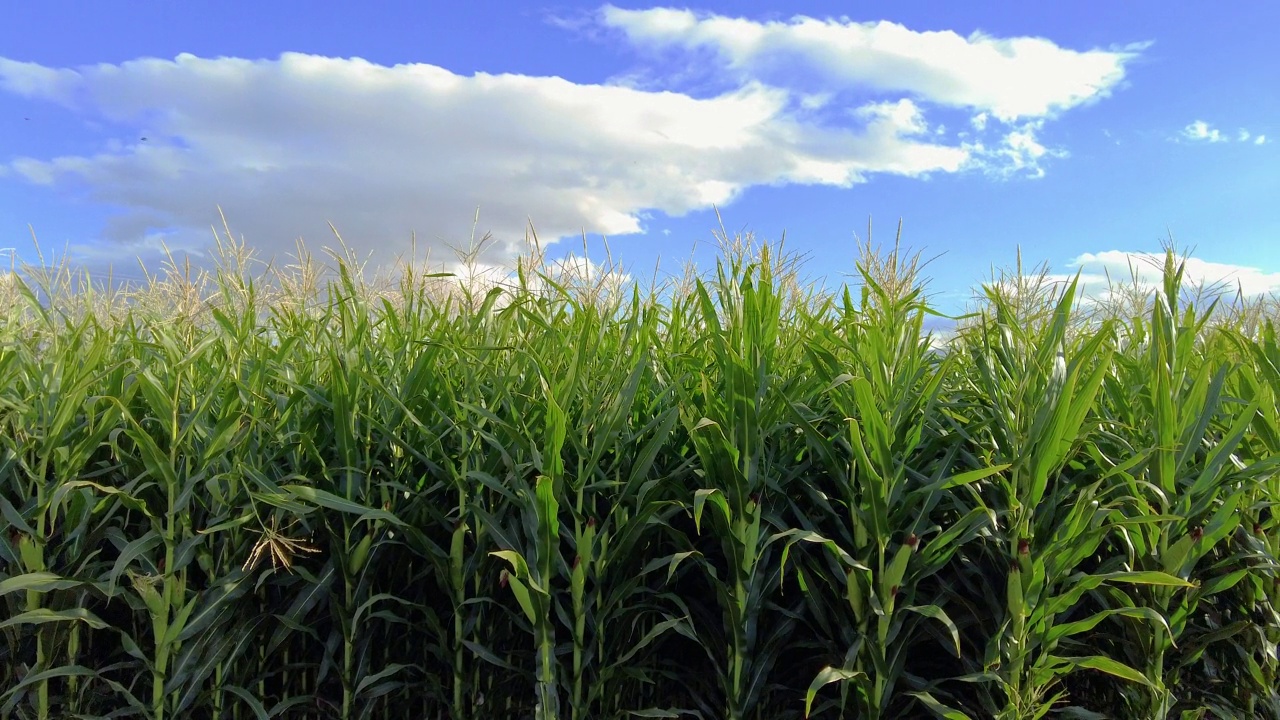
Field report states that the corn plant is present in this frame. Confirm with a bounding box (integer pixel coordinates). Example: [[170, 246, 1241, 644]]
[[2, 227, 1278, 719], [662, 243, 816, 720], [521, 284, 691, 719], [784, 236, 999, 719], [953, 274, 1192, 719], [1230, 319, 1280, 715], [1094, 252, 1280, 716], [0, 284, 132, 719]]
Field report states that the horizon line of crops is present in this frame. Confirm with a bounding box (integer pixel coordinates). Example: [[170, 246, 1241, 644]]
[[3, 221, 1280, 719]]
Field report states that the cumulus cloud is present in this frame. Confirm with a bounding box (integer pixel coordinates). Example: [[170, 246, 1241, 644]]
[[536, 253, 635, 300], [963, 120, 1067, 179], [593, 6, 1144, 178], [1182, 120, 1226, 143], [410, 252, 636, 313], [0, 9, 1150, 276], [597, 6, 1145, 122], [1180, 120, 1266, 145], [0, 52, 971, 276], [1066, 250, 1280, 300]]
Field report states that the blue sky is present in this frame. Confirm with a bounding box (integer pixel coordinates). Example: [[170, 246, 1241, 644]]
[[2, 1, 1277, 311]]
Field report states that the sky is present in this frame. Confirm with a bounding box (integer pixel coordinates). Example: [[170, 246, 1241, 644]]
[[1, 1, 1278, 313]]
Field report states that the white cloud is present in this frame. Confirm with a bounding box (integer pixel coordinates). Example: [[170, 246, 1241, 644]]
[[593, 7, 1136, 178], [0, 51, 974, 275], [1180, 120, 1267, 145], [539, 253, 633, 296], [1066, 250, 1280, 299], [0, 59, 82, 100], [988, 122, 1065, 179], [1183, 120, 1226, 142], [598, 6, 1145, 121], [959, 120, 1065, 179]]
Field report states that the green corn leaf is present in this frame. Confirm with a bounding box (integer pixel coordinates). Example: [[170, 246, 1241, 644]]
[[1058, 655, 1152, 687], [903, 604, 962, 657], [692, 488, 730, 535], [804, 666, 866, 718], [0, 571, 81, 596], [0, 607, 110, 630], [284, 484, 403, 525], [223, 684, 271, 720], [0, 665, 98, 708], [905, 690, 974, 720]]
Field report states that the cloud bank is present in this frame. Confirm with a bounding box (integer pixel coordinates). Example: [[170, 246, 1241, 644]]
[[598, 6, 1144, 122], [1067, 250, 1280, 301], [0, 52, 968, 272], [0, 8, 1146, 274]]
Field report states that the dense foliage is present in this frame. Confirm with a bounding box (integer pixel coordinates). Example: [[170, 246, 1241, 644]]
[[2, 232, 1279, 719]]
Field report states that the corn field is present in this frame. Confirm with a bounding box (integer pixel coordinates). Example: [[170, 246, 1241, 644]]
[[2, 228, 1280, 719]]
